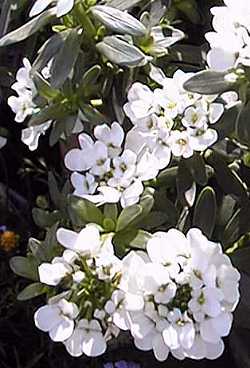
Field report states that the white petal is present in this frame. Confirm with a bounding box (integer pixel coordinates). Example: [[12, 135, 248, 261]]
[[74, 225, 100, 255], [187, 335, 206, 359], [124, 293, 144, 311], [207, 48, 236, 71], [98, 186, 121, 203], [211, 312, 232, 337], [29, 0, 53, 16], [134, 334, 153, 351], [57, 228, 78, 250], [120, 180, 143, 208], [113, 309, 130, 330], [82, 332, 107, 357], [64, 329, 85, 357], [205, 339, 224, 359], [49, 318, 74, 342], [0, 137, 7, 149], [179, 323, 195, 350], [64, 149, 89, 171], [38, 262, 69, 286], [200, 319, 220, 343], [57, 0, 74, 17], [163, 325, 179, 350], [34, 305, 61, 332], [152, 334, 169, 361]]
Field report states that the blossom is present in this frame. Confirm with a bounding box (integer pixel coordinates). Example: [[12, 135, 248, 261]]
[[38, 249, 78, 286], [169, 130, 193, 158], [8, 92, 35, 123], [56, 225, 102, 257], [30, 0, 75, 18], [94, 122, 124, 158], [64, 319, 106, 357], [21, 121, 51, 150], [205, 0, 250, 70], [34, 298, 78, 342], [123, 82, 159, 126]]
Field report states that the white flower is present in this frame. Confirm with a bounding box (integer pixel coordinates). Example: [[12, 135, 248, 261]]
[[38, 249, 78, 286], [200, 312, 233, 344], [147, 229, 189, 278], [165, 309, 195, 350], [108, 149, 137, 188], [89, 141, 111, 177], [8, 92, 35, 123], [188, 287, 223, 321], [187, 126, 218, 151], [70, 172, 98, 197], [64, 319, 106, 357], [182, 106, 207, 129], [64, 133, 94, 171], [30, 0, 75, 18], [56, 225, 102, 257], [169, 130, 193, 158], [21, 121, 51, 151], [89, 179, 144, 208], [123, 82, 159, 125], [11, 58, 35, 94], [34, 298, 78, 342], [141, 263, 176, 304], [94, 122, 124, 158]]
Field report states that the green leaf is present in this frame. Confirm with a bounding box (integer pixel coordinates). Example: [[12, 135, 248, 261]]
[[193, 186, 217, 238], [177, 159, 194, 206], [205, 150, 248, 202], [9, 256, 39, 281], [104, 204, 118, 221], [96, 36, 147, 67], [28, 103, 67, 127], [183, 70, 235, 95], [50, 28, 81, 89], [153, 166, 178, 187], [17, 283, 46, 301], [116, 188, 154, 231], [79, 103, 106, 124], [223, 202, 250, 247], [91, 5, 146, 37], [113, 228, 151, 256], [32, 32, 66, 73], [116, 204, 143, 232], [185, 154, 208, 186], [214, 103, 241, 139], [48, 172, 61, 207], [68, 195, 104, 226], [33, 72, 60, 100], [231, 247, 250, 275], [32, 208, 61, 228], [0, 8, 56, 46], [236, 101, 250, 146], [80, 65, 101, 88]]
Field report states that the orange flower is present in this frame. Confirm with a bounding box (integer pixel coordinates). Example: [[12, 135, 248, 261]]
[[0, 231, 19, 252]]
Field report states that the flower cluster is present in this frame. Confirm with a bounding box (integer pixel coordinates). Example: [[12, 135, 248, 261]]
[[34, 226, 240, 361], [64, 121, 157, 208], [7, 58, 52, 150], [206, 0, 250, 71], [65, 68, 236, 208], [111, 228, 240, 361], [35, 224, 123, 357], [124, 69, 226, 162]]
